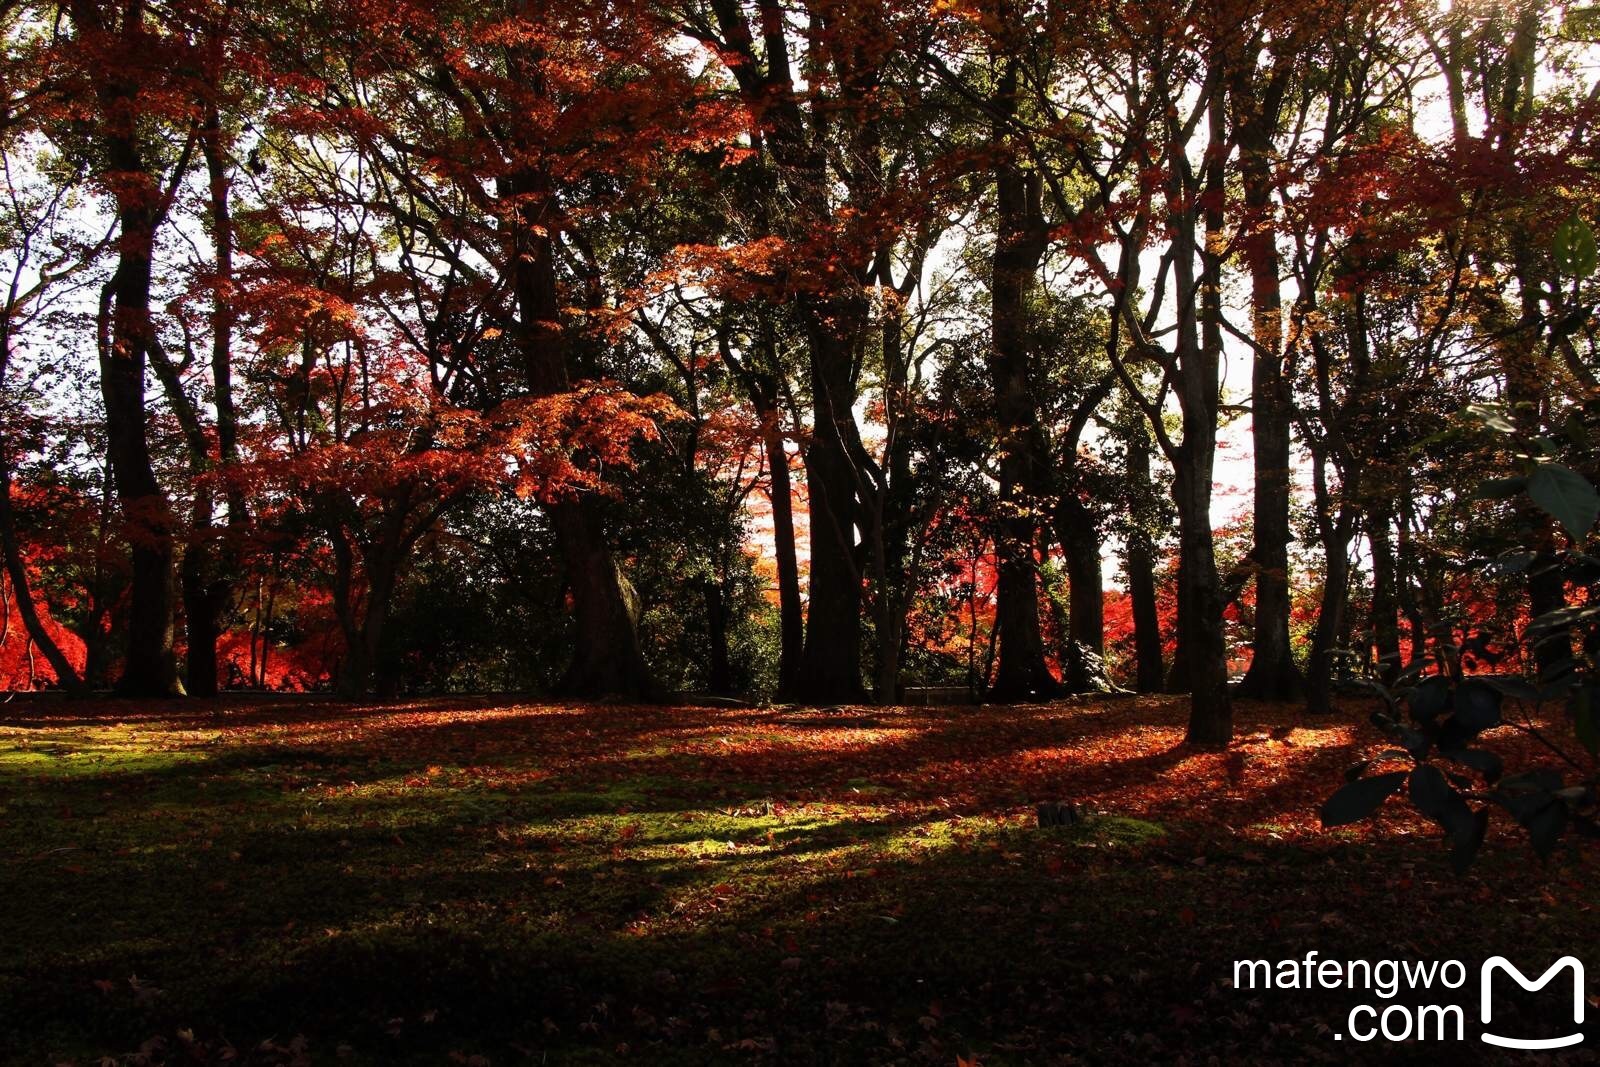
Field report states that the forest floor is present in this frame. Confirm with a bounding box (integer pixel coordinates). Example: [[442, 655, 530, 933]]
[[0, 694, 1596, 1066]]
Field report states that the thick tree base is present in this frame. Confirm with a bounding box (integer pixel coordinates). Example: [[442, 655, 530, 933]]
[[1183, 681, 1234, 745], [791, 675, 868, 707], [1184, 706, 1233, 746], [113, 667, 186, 700], [1234, 656, 1305, 702], [556, 654, 663, 703]]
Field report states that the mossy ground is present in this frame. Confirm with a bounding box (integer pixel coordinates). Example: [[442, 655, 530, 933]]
[[0, 696, 1594, 1065]]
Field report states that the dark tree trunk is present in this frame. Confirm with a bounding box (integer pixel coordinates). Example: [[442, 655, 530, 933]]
[[1502, 249, 1569, 675], [718, 324, 803, 697], [866, 251, 926, 707], [1174, 86, 1232, 744], [989, 537, 1055, 701], [82, 628, 111, 689], [1165, 556, 1192, 694], [551, 497, 656, 699], [180, 100, 244, 697], [1174, 459, 1231, 741], [703, 578, 734, 696], [796, 321, 866, 703], [506, 173, 657, 701], [68, 0, 185, 698], [1395, 498, 1428, 669], [760, 395, 804, 697], [83, 7, 183, 697], [1527, 549, 1568, 675], [1058, 493, 1109, 693], [180, 543, 226, 696], [1303, 319, 1361, 716], [986, 96, 1057, 702], [1234, 347, 1303, 699], [702, 0, 880, 705], [1306, 511, 1355, 716], [1123, 420, 1166, 692], [1491, 9, 1569, 679], [332, 525, 405, 700], [1369, 507, 1402, 685], [101, 176, 182, 698], [1232, 49, 1303, 702], [1127, 535, 1165, 693]]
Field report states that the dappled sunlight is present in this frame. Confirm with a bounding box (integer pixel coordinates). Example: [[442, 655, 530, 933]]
[[3, 695, 1596, 1063]]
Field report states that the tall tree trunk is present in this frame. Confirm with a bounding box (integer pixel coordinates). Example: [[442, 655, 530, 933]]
[[867, 250, 925, 707], [703, 578, 733, 696], [759, 387, 804, 697], [1057, 492, 1108, 693], [1173, 87, 1232, 743], [867, 499, 903, 704], [986, 95, 1057, 702], [1504, 268, 1569, 675], [180, 547, 224, 695], [1304, 294, 1364, 713], [1174, 459, 1231, 739], [1369, 506, 1402, 684], [1166, 559, 1193, 694], [1233, 171, 1300, 696], [1494, 6, 1568, 677], [180, 97, 245, 696], [718, 323, 803, 697], [1232, 46, 1303, 702], [71, 0, 185, 697], [100, 154, 182, 698], [796, 320, 866, 703], [331, 524, 403, 700], [1307, 510, 1356, 716], [506, 174, 657, 700], [1123, 419, 1166, 692]]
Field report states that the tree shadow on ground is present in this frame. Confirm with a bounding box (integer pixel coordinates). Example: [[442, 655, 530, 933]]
[[4, 695, 1587, 1064]]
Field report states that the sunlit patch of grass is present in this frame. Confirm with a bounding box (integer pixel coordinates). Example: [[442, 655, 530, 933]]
[[0, 724, 208, 778], [1064, 813, 1169, 846]]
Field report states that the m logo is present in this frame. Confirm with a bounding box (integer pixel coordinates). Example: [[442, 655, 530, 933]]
[[1480, 956, 1586, 1050]]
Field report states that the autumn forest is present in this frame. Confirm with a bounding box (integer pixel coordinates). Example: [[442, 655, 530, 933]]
[[3, 0, 1600, 1063]]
